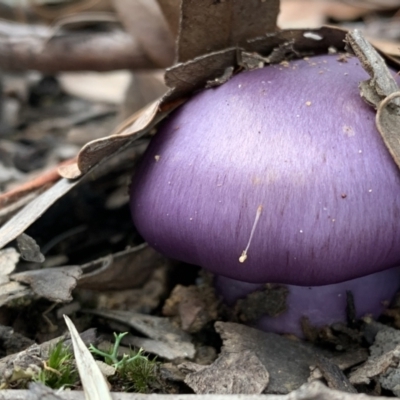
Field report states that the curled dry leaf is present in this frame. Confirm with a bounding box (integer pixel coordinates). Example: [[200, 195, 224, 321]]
[[58, 98, 178, 180], [63, 25, 350, 182]]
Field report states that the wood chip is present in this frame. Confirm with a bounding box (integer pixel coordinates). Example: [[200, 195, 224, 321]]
[[12, 266, 82, 303], [315, 354, 357, 393], [16, 233, 45, 263]]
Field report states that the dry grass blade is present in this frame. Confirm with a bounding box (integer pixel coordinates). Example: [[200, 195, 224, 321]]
[[64, 315, 112, 400]]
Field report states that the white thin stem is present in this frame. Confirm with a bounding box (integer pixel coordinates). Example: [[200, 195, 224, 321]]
[[239, 205, 263, 263]]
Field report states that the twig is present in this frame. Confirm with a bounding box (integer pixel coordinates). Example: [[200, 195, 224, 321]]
[[0, 19, 158, 72]]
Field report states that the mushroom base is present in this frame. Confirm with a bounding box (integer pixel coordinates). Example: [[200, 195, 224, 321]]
[[215, 266, 400, 338]]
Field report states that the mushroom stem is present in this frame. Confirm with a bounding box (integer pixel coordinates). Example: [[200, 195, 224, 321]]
[[215, 266, 400, 337]]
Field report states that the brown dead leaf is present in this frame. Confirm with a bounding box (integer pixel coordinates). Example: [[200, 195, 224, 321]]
[[78, 244, 165, 291], [59, 98, 176, 179], [11, 266, 82, 303], [178, 0, 279, 62]]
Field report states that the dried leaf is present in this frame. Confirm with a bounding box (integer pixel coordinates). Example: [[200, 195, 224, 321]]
[[12, 266, 82, 303], [215, 322, 316, 394], [345, 30, 399, 107], [64, 315, 112, 400], [59, 98, 176, 179], [87, 309, 196, 359], [178, 0, 279, 62], [78, 244, 165, 291], [165, 48, 237, 95], [16, 233, 45, 263], [184, 350, 269, 394]]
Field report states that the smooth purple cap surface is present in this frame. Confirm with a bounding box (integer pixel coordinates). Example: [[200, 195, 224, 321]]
[[130, 54, 400, 286]]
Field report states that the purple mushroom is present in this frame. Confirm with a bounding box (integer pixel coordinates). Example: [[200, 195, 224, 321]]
[[130, 54, 400, 335]]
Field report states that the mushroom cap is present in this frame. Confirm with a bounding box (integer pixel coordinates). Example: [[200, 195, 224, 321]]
[[130, 54, 400, 286]]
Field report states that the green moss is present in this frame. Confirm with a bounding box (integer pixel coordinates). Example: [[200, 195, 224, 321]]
[[90, 332, 158, 392], [34, 341, 78, 389]]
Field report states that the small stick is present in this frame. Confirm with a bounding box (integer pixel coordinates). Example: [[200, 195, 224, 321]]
[[239, 205, 263, 263]]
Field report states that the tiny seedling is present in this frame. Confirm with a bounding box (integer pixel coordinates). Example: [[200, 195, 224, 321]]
[[34, 341, 78, 389], [89, 332, 158, 392]]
